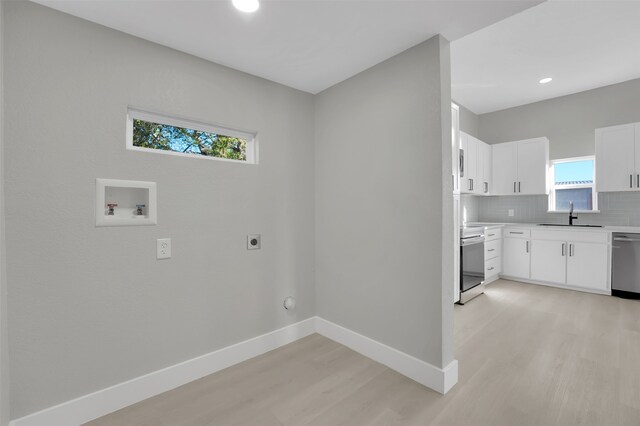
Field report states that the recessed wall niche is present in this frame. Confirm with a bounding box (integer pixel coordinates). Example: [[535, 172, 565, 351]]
[[95, 178, 157, 226]]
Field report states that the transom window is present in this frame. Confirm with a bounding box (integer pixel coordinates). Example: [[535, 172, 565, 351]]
[[126, 109, 257, 164], [549, 156, 597, 212]]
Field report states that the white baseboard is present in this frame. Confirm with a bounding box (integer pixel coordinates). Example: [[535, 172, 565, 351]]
[[315, 317, 458, 394], [10, 316, 459, 425], [9, 317, 317, 426]]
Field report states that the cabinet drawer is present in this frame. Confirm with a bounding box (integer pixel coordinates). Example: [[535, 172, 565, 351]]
[[485, 239, 501, 260], [485, 257, 501, 278], [484, 228, 502, 241], [504, 228, 531, 239], [531, 229, 608, 244]]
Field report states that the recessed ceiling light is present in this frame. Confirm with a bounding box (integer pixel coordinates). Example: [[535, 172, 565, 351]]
[[539, 77, 553, 84], [232, 0, 259, 13]]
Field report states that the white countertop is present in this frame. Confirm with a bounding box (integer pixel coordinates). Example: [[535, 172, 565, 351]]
[[466, 222, 640, 234]]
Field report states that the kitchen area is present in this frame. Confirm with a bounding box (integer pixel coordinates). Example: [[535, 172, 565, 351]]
[[453, 108, 640, 305]]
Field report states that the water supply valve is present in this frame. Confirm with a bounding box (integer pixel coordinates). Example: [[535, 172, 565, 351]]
[[106, 203, 118, 215]]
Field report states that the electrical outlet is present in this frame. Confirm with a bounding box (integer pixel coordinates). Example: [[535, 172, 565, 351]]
[[247, 234, 261, 250], [508, 209, 515, 217], [157, 238, 171, 259]]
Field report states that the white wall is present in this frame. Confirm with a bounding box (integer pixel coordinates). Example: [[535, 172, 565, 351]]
[[5, 2, 315, 418], [479, 78, 640, 159], [314, 36, 455, 368], [0, 0, 9, 424]]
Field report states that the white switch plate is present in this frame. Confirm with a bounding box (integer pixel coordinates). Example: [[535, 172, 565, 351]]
[[157, 238, 171, 259], [508, 209, 515, 217], [247, 234, 261, 250]]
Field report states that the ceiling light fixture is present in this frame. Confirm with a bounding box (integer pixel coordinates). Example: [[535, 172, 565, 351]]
[[539, 77, 553, 84], [232, 0, 259, 13]]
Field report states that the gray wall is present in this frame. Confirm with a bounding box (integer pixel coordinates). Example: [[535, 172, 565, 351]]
[[315, 36, 454, 368], [0, 1, 9, 424], [5, 2, 315, 418], [457, 103, 479, 138], [479, 78, 640, 160]]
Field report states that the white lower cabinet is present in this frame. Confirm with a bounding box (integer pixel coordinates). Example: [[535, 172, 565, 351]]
[[502, 237, 530, 279], [530, 240, 566, 285], [484, 228, 502, 282], [566, 242, 608, 292], [513, 229, 610, 294]]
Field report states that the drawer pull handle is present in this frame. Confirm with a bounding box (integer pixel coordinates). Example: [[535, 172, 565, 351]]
[[510, 231, 524, 234], [488, 249, 495, 252], [488, 233, 495, 237], [488, 267, 495, 271]]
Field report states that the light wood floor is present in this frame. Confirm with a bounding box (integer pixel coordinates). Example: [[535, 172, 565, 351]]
[[87, 280, 640, 425]]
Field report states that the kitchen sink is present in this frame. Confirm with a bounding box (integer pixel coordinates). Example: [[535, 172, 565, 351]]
[[537, 223, 604, 228]]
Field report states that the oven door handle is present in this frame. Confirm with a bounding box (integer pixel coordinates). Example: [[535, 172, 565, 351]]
[[461, 236, 485, 246]]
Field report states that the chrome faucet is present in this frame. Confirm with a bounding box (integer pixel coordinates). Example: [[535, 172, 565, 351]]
[[569, 201, 578, 226]]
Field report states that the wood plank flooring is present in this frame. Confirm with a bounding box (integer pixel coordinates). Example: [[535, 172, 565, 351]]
[[86, 280, 640, 425]]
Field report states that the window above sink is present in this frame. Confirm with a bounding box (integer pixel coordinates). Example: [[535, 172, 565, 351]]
[[548, 156, 599, 213]]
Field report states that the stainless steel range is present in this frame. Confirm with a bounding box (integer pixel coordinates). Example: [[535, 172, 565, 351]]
[[460, 226, 485, 304]]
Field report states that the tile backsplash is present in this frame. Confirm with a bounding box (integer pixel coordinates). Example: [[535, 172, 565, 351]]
[[461, 192, 640, 226], [460, 195, 479, 225]]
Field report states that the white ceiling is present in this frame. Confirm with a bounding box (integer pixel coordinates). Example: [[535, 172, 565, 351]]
[[32, 0, 541, 94], [451, 0, 640, 114]]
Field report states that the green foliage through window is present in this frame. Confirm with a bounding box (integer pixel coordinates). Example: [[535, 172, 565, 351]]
[[132, 119, 247, 161]]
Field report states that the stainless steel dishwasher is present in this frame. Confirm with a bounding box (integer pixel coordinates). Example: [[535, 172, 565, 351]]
[[612, 232, 640, 299]]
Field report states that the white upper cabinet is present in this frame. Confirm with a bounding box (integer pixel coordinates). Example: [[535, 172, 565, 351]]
[[460, 132, 477, 193], [452, 105, 460, 194], [595, 123, 637, 192], [517, 139, 548, 195], [480, 142, 492, 195], [492, 142, 518, 195], [460, 132, 492, 195], [491, 138, 549, 196]]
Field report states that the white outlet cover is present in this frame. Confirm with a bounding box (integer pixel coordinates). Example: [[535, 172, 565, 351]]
[[157, 238, 171, 259], [247, 234, 261, 250], [508, 209, 515, 217]]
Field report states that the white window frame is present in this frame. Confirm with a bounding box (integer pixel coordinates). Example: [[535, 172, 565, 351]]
[[126, 108, 258, 164], [548, 155, 598, 213]]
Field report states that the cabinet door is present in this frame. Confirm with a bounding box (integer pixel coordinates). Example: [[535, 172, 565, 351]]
[[502, 238, 530, 279], [460, 132, 470, 193], [461, 133, 478, 193], [566, 242, 608, 292], [517, 138, 548, 195], [481, 142, 492, 195], [595, 123, 635, 192], [452, 105, 460, 194], [530, 239, 566, 284], [491, 142, 518, 195], [476, 141, 491, 195]]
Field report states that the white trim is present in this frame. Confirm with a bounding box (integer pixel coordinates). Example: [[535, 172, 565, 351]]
[[126, 108, 258, 164], [315, 317, 458, 394], [9, 317, 458, 426], [548, 156, 597, 212], [547, 210, 601, 214], [499, 276, 610, 295], [9, 318, 316, 426]]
